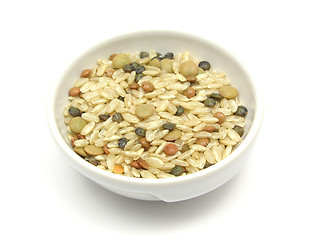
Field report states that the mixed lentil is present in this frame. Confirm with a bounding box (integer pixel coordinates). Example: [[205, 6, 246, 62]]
[[64, 50, 248, 179]]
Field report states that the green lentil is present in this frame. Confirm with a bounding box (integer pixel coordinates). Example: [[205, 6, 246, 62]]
[[74, 147, 88, 157], [162, 123, 175, 131], [204, 162, 215, 169], [198, 61, 211, 71], [233, 125, 244, 137], [98, 114, 110, 121], [84, 145, 104, 156], [135, 104, 153, 119], [175, 106, 184, 116], [163, 129, 181, 141], [68, 106, 81, 117], [203, 98, 217, 107], [160, 59, 173, 73], [140, 51, 149, 58], [131, 62, 139, 71], [208, 92, 223, 100], [123, 63, 135, 73], [135, 65, 146, 74], [135, 127, 146, 137], [118, 96, 125, 101], [170, 166, 185, 176], [234, 106, 248, 117], [135, 73, 144, 82], [181, 144, 190, 153], [112, 53, 130, 68], [112, 113, 124, 123], [118, 137, 129, 149], [88, 159, 100, 166], [69, 117, 87, 133], [164, 52, 174, 59]]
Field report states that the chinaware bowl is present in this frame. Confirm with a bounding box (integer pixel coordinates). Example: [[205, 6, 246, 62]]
[[47, 30, 263, 202]]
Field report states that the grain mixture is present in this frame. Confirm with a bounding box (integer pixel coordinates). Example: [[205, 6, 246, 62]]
[[63, 50, 248, 179]]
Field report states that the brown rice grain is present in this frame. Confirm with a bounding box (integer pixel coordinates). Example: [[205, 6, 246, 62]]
[[186, 157, 199, 168], [190, 144, 206, 152], [81, 113, 100, 123], [80, 122, 95, 136], [177, 149, 195, 160], [155, 142, 166, 154], [198, 153, 206, 169], [146, 157, 164, 168], [220, 137, 237, 146], [148, 145, 157, 153], [193, 131, 212, 138], [74, 139, 89, 147], [74, 78, 89, 87], [132, 167, 141, 177], [157, 172, 175, 178], [140, 170, 157, 179], [204, 148, 216, 164], [185, 166, 199, 173], [171, 159, 189, 167], [160, 162, 176, 171], [176, 124, 193, 132], [212, 146, 223, 162]]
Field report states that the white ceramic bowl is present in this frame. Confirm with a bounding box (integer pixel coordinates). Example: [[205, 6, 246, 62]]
[[47, 30, 263, 202]]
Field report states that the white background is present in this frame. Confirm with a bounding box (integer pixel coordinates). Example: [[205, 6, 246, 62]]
[[1, 0, 319, 239]]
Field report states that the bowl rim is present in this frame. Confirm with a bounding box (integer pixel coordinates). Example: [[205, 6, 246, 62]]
[[47, 29, 264, 186]]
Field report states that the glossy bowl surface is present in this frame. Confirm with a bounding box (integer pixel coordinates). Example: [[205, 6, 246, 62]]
[[47, 30, 263, 202]]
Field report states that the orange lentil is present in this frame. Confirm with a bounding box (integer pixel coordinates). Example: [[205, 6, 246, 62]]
[[113, 165, 124, 174]]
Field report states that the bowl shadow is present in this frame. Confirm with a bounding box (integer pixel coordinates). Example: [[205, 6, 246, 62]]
[[73, 165, 243, 231]]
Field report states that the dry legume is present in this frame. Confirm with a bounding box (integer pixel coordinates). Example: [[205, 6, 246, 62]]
[[219, 86, 239, 99], [84, 145, 104, 156], [180, 61, 198, 77], [141, 81, 154, 92], [135, 104, 153, 119], [140, 137, 151, 149], [164, 143, 178, 155], [213, 112, 226, 124], [195, 138, 210, 147], [69, 87, 81, 96], [113, 165, 124, 174], [81, 69, 91, 78], [203, 125, 216, 132], [69, 117, 87, 133], [182, 87, 196, 98]]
